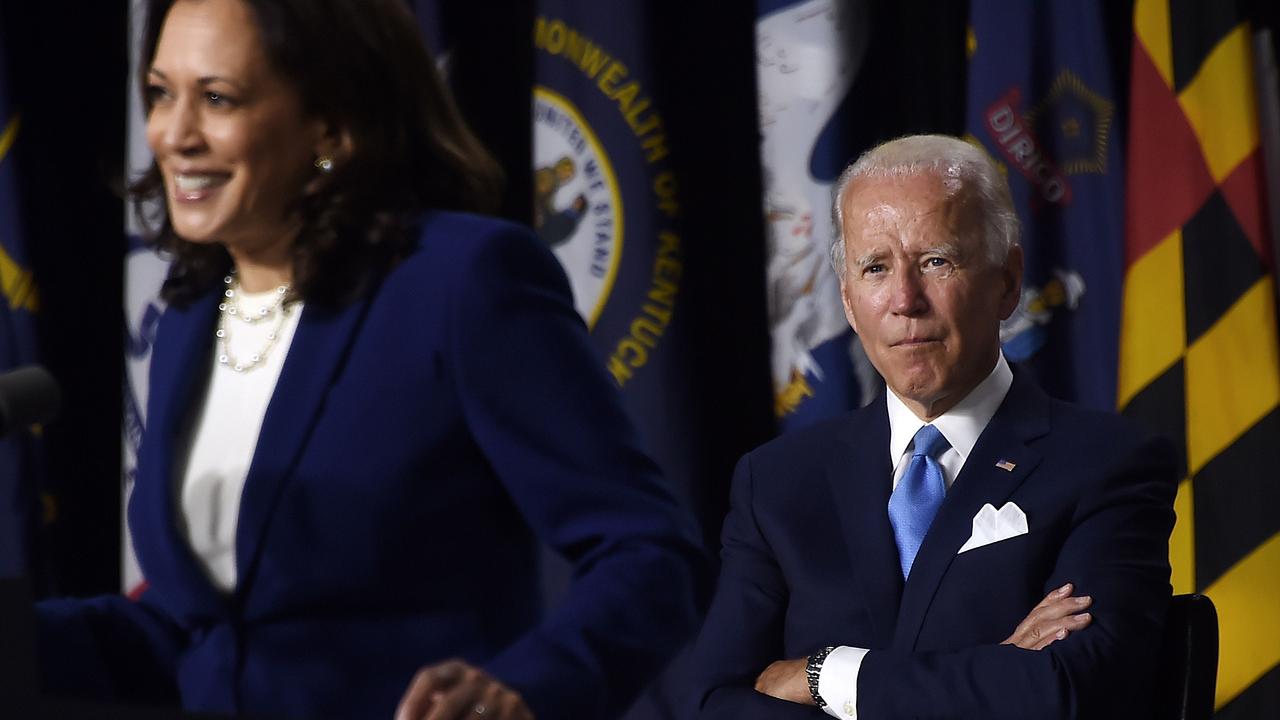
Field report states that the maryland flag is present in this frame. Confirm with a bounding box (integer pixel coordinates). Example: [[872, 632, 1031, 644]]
[[1120, 0, 1279, 715]]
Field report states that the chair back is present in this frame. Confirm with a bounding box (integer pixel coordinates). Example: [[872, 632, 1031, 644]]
[[1154, 593, 1218, 720]]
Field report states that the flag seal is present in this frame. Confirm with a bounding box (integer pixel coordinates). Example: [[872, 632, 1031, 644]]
[[532, 85, 623, 329]]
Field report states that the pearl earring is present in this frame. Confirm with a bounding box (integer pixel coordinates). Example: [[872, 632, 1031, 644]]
[[314, 156, 334, 173]]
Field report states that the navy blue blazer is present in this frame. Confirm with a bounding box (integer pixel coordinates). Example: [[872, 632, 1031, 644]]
[[690, 370, 1177, 719], [38, 211, 703, 719]]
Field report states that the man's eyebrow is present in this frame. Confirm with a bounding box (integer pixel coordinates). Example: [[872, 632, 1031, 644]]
[[922, 241, 962, 258], [853, 250, 884, 267]]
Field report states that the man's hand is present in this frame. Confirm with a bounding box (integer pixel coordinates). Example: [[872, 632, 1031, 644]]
[[753, 657, 813, 704], [395, 660, 534, 720], [1003, 582, 1093, 650], [752, 584, 1091, 707]]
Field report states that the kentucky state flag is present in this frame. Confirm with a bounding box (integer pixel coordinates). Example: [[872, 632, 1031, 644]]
[[531, 2, 696, 503], [965, 0, 1126, 411], [532, 5, 699, 718], [0, 9, 41, 578]]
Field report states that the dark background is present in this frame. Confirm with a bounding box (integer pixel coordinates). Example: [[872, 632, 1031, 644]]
[[2, 0, 130, 597]]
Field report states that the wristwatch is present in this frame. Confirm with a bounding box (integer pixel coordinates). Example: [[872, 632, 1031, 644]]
[[805, 646, 836, 708]]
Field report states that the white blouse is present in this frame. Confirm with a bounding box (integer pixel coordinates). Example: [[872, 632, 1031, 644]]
[[174, 288, 302, 592]]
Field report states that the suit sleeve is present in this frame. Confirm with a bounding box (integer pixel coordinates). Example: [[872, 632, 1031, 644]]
[[689, 453, 828, 719], [855, 434, 1178, 720], [35, 589, 184, 704], [444, 224, 706, 720]]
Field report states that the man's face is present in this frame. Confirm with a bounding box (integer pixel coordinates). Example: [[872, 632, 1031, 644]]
[[838, 172, 1022, 420]]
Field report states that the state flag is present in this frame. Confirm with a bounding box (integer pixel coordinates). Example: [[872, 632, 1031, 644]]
[[1120, 1, 1280, 714]]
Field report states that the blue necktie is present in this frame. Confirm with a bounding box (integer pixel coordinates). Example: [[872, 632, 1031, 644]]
[[888, 424, 950, 579]]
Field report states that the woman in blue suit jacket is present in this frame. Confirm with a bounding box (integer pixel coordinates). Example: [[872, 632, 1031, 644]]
[[36, 1, 703, 718]]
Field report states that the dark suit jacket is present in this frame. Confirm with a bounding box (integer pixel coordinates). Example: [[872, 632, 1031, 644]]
[[37, 211, 703, 719], [691, 370, 1177, 719]]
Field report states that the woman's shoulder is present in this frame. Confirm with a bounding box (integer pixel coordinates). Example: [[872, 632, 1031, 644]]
[[383, 210, 563, 294], [410, 210, 540, 262]]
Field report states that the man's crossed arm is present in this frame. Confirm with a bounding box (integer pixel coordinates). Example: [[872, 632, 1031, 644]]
[[753, 583, 1094, 708]]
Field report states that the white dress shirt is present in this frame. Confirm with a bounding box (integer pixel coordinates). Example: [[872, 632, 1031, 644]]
[[175, 290, 302, 592], [817, 352, 1014, 718]]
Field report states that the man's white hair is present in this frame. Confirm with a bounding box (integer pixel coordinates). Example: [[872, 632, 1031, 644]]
[[829, 134, 1020, 272]]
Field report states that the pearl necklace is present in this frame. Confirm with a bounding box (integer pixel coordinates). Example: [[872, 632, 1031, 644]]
[[216, 273, 291, 373]]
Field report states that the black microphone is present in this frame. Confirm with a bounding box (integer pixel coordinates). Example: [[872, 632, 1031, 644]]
[[0, 365, 61, 438]]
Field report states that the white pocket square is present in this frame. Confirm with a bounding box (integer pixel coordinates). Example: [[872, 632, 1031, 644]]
[[957, 502, 1028, 554]]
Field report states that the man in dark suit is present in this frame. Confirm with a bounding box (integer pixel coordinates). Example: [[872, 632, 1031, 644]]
[[690, 134, 1177, 719]]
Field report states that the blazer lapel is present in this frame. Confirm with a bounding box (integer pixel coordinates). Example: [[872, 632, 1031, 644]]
[[892, 370, 1050, 651], [129, 289, 227, 619], [233, 297, 368, 601], [826, 395, 904, 648]]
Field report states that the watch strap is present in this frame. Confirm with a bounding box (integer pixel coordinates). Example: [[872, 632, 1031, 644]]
[[805, 645, 836, 708]]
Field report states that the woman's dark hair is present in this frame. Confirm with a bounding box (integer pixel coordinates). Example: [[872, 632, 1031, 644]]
[[134, 0, 504, 307]]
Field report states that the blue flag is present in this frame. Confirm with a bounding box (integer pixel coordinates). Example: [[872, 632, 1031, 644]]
[[965, 0, 1125, 410], [757, 0, 874, 430], [532, 6, 699, 718], [531, 2, 696, 501], [0, 16, 41, 577]]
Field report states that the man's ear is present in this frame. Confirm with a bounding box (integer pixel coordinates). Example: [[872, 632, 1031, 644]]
[[998, 244, 1024, 320]]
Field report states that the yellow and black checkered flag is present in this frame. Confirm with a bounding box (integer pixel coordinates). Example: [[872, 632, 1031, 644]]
[[1120, 0, 1279, 715]]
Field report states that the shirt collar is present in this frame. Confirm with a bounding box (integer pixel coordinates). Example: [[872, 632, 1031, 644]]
[[886, 351, 1014, 464]]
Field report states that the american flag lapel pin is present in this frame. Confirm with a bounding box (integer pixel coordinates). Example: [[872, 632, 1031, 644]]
[[995, 459, 1017, 472]]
